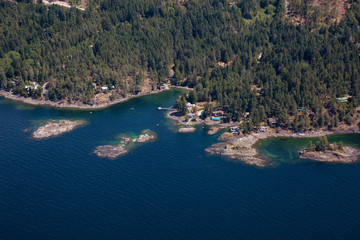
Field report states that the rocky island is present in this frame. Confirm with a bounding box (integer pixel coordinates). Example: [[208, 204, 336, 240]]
[[94, 145, 129, 159], [178, 127, 196, 133], [33, 120, 85, 139], [298, 137, 360, 163], [298, 146, 360, 163], [136, 130, 157, 143], [94, 129, 156, 159]]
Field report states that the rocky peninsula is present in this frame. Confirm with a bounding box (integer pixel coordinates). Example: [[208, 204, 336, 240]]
[[206, 129, 360, 168], [207, 127, 220, 135], [33, 119, 85, 139]]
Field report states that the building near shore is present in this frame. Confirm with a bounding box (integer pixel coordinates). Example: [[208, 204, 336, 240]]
[[337, 97, 350, 102], [25, 82, 40, 91], [267, 118, 278, 125]]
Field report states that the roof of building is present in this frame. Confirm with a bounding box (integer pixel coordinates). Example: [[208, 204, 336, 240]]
[[267, 118, 277, 123], [217, 62, 226, 67]]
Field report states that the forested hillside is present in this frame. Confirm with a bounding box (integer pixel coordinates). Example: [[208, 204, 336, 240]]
[[1, 0, 360, 130]]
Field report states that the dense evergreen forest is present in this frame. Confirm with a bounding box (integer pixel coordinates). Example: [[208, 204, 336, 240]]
[[1, 0, 360, 131]]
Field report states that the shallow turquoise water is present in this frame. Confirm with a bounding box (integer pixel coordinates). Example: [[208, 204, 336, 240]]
[[0, 89, 360, 240], [257, 134, 360, 165]]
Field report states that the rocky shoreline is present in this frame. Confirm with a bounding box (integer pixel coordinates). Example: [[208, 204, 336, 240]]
[[298, 146, 360, 163], [33, 120, 85, 139], [165, 105, 360, 167], [167, 110, 238, 128], [205, 129, 360, 167], [0, 88, 169, 110], [167, 110, 238, 135]]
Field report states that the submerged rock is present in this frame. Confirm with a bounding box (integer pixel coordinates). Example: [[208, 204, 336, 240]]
[[33, 120, 84, 139], [94, 145, 128, 159], [298, 146, 360, 163]]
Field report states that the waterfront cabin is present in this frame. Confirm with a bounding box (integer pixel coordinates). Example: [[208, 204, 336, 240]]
[[257, 52, 263, 63], [187, 113, 196, 119], [259, 126, 268, 132], [161, 84, 169, 90], [336, 97, 349, 102], [217, 62, 226, 67], [298, 107, 306, 112], [186, 102, 196, 108], [229, 126, 240, 133], [25, 82, 40, 91], [267, 118, 278, 125], [212, 110, 225, 117]]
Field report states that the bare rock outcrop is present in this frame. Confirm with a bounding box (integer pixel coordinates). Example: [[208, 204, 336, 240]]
[[33, 120, 84, 139], [298, 146, 360, 163], [94, 145, 128, 159]]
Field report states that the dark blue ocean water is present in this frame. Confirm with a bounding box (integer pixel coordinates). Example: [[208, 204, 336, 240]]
[[0, 89, 359, 240]]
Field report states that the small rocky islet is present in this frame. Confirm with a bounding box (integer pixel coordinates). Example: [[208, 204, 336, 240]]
[[94, 130, 156, 159], [32, 119, 85, 139], [298, 146, 360, 163], [94, 145, 129, 159], [134, 129, 157, 143], [177, 127, 196, 133]]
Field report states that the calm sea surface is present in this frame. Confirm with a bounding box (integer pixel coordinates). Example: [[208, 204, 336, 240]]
[[0, 89, 359, 240]]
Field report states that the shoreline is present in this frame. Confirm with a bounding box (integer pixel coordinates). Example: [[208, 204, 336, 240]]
[[205, 128, 360, 167], [0, 87, 172, 110], [165, 107, 360, 167], [166, 110, 238, 128]]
